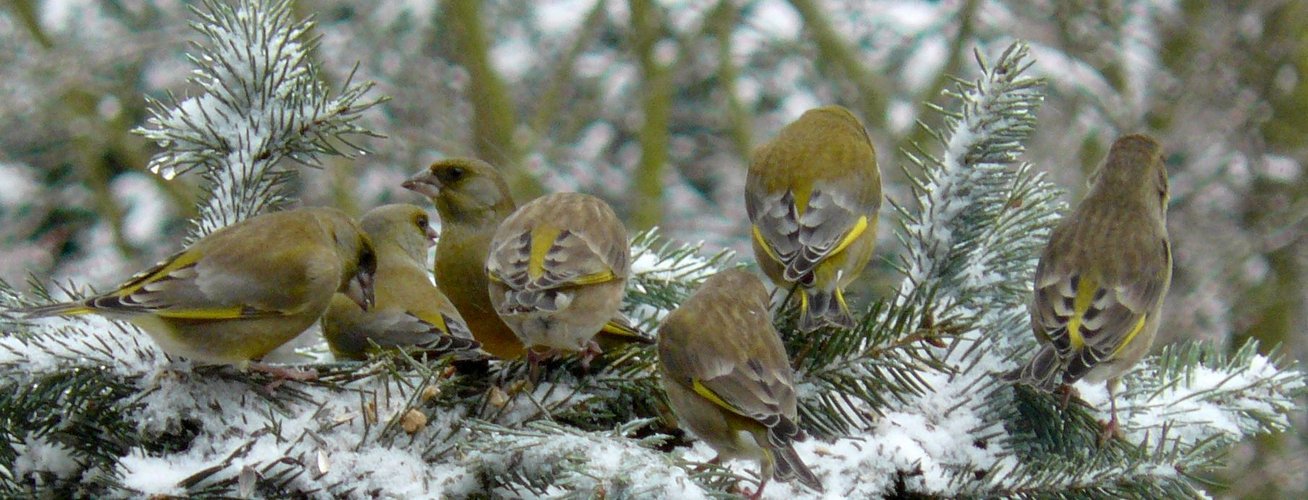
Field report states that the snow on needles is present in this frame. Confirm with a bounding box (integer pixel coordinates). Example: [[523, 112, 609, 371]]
[[1117, 344, 1306, 446], [135, 0, 379, 238], [466, 421, 708, 499], [117, 369, 481, 497], [626, 228, 733, 326], [0, 313, 163, 377], [13, 436, 81, 486], [3, 0, 1304, 494]]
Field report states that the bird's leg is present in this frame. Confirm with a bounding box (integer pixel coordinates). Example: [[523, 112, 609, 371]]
[[244, 361, 319, 381], [742, 474, 770, 500], [527, 348, 546, 382], [1098, 379, 1124, 445], [691, 455, 723, 473], [1055, 383, 1079, 409], [245, 362, 318, 392], [578, 340, 603, 373]]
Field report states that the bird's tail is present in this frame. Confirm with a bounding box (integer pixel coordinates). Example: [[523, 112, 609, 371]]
[[6, 301, 93, 320], [1003, 344, 1062, 391], [596, 314, 655, 346], [415, 334, 486, 360], [798, 287, 855, 332], [771, 444, 823, 493], [406, 312, 486, 360]]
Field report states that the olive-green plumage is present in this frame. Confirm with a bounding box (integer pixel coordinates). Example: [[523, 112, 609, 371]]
[[404, 158, 649, 360], [321, 204, 480, 361], [404, 158, 526, 359], [746, 105, 881, 332], [1008, 133, 1172, 431], [14, 207, 377, 365], [486, 192, 630, 358], [658, 269, 822, 497]]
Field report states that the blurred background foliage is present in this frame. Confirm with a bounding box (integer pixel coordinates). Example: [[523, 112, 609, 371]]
[[0, 0, 1303, 496]]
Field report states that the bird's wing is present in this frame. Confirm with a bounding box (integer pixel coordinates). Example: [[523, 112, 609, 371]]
[[747, 181, 875, 286], [1031, 238, 1170, 382], [92, 227, 338, 319]]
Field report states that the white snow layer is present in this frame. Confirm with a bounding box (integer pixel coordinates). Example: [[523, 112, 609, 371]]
[[14, 435, 83, 485], [4, 1, 1301, 497]]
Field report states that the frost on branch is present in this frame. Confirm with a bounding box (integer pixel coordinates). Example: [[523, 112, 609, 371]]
[[770, 41, 1305, 498], [896, 42, 1053, 315], [0, 7, 1302, 495], [0, 232, 736, 498], [133, 0, 382, 239], [993, 341, 1304, 497]]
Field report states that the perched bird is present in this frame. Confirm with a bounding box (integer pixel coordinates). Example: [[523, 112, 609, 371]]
[[746, 105, 881, 332], [1006, 134, 1172, 438], [658, 269, 822, 498], [321, 204, 481, 361], [485, 192, 630, 367], [403, 158, 649, 360], [12, 208, 377, 368]]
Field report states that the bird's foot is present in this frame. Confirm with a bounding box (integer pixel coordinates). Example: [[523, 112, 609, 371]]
[[578, 340, 603, 373], [691, 455, 723, 473], [246, 362, 318, 392], [740, 476, 769, 500], [1055, 383, 1080, 409], [1098, 413, 1124, 446]]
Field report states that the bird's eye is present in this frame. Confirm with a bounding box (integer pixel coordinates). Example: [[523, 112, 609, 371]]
[[416, 214, 429, 229], [437, 166, 465, 183], [360, 246, 377, 273]]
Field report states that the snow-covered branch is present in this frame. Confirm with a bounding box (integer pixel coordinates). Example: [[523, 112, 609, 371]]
[[134, 0, 382, 239]]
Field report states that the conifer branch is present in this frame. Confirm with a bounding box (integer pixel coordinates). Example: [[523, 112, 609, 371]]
[[0, 6, 1301, 496], [133, 0, 383, 239]]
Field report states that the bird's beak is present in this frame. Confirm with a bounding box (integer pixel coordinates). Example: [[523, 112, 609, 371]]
[[425, 224, 439, 244], [402, 172, 440, 198], [346, 269, 376, 310]]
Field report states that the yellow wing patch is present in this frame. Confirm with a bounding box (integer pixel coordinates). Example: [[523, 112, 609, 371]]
[[429, 314, 450, 334], [116, 250, 204, 297], [568, 270, 618, 286], [1110, 314, 1149, 358], [828, 215, 869, 257], [1065, 274, 1100, 351], [692, 379, 748, 417], [752, 225, 782, 262], [600, 319, 641, 337], [792, 185, 812, 217], [152, 306, 267, 320], [411, 309, 450, 334], [46, 305, 95, 317], [528, 226, 563, 280]]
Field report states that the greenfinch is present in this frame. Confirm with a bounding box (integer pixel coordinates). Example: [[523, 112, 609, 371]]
[[13, 207, 377, 366], [746, 105, 882, 332], [485, 192, 630, 367], [321, 204, 481, 361], [1007, 134, 1172, 437], [657, 269, 822, 497], [403, 158, 648, 360]]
